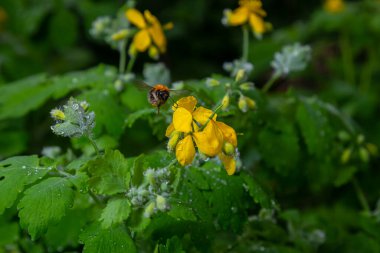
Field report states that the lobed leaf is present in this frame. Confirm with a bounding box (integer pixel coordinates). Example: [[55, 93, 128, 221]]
[[100, 198, 132, 229]]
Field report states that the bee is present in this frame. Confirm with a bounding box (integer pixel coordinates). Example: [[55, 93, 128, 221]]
[[133, 80, 187, 114]]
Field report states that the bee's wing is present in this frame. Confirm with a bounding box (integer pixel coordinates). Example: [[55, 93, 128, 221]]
[[132, 79, 153, 91], [169, 89, 191, 97]]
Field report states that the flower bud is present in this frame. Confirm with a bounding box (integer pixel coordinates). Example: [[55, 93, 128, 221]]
[[148, 46, 159, 60], [144, 202, 156, 218], [357, 134, 365, 144], [338, 131, 351, 142], [80, 101, 89, 111], [128, 44, 137, 57], [144, 169, 155, 186], [340, 148, 352, 164], [246, 97, 256, 110], [223, 142, 235, 156], [50, 109, 65, 121], [235, 69, 245, 82], [205, 78, 220, 87], [238, 96, 248, 113], [111, 29, 129, 41], [221, 94, 230, 110], [366, 143, 378, 156], [155, 195, 167, 211], [359, 147, 369, 163], [239, 82, 254, 91], [114, 79, 124, 92], [167, 131, 181, 152]]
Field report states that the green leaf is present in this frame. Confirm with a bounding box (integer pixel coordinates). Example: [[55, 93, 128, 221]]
[[334, 166, 357, 187], [18, 177, 75, 239], [242, 173, 275, 209], [79, 89, 125, 138], [80, 224, 136, 253], [0, 74, 52, 120], [100, 198, 132, 229], [258, 126, 299, 174], [125, 108, 157, 128], [168, 203, 197, 222], [296, 98, 333, 158], [87, 150, 132, 195], [0, 222, 19, 246], [0, 156, 48, 214], [155, 236, 185, 253]]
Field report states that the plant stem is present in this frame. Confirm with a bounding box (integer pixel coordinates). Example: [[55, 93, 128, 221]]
[[126, 54, 137, 74], [340, 33, 356, 85], [88, 136, 100, 156], [262, 72, 281, 93], [352, 177, 371, 215], [242, 25, 249, 62], [89, 190, 103, 206], [119, 40, 127, 74]]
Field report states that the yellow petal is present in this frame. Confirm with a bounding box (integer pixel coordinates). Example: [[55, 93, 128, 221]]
[[163, 22, 174, 30], [165, 123, 175, 137], [219, 153, 236, 175], [193, 106, 216, 125], [215, 121, 237, 147], [249, 13, 265, 34], [227, 6, 249, 26], [193, 121, 223, 157], [125, 8, 147, 29], [173, 107, 193, 133], [176, 135, 196, 166], [133, 30, 151, 52], [172, 96, 197, 112], [148, 25, 166, 53]]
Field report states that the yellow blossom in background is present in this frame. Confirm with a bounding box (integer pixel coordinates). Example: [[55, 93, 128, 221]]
[[166, 96, 238, 175], [125, 8, 172, 56], [0, 7, 7, 31], [224, 0, 270, 35], [324, 0, 344, 13]]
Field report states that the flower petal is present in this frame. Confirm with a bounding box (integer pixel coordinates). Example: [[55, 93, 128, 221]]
[[215, 121, 237, 147], [193, 106, 216, 125], [125, 8, 147, 29], [133, 30, 151, 52], [148, 25, 166, 53], [249, 13, 265, 34], [165, 123, 175, 137], [173, 107, 193, 133], [172, 96, 197, 112], [193, 121, 223, 157], [219, 153, 236, 175], [227, 6, 249, 26], [176, 135, 196, 166]]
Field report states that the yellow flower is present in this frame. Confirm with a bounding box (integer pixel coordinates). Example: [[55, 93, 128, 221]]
[[125, 8, 172, 55], [324, 0, 344, 13], [166, 96, 238, 175], [224, 0, 270, 35]]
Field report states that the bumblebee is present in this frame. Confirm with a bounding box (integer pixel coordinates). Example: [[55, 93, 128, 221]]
[[133, 80, 185, 114]]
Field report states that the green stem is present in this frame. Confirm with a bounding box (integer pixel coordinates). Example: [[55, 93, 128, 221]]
[[88, 136, 100, 156], [262, 72, 281, 93], [352, 177, 371, 215], [242, 25, 249, 62], [89, 191, 103, 206], [119, 40, 127, 74], [126, 54, 137, 74], [340, 33, 356, 85]]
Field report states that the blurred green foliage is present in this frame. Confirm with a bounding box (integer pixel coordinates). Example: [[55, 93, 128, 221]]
[[1, 0, 380, 252]]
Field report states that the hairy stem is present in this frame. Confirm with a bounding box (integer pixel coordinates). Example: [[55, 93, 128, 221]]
[[262, 72, 281, 93]]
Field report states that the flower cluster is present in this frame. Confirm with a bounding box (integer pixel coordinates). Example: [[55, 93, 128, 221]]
[[126, 8, 173, 59], [166, 96, 238, 175], [223, 0, 271, 36], [127, 167, 172, 217]]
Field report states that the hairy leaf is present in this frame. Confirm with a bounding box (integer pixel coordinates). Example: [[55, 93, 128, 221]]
[[100, 198, 131, 228]]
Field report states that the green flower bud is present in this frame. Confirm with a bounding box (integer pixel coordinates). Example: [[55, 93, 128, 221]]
[[221, 94, 230, 110], [168, 131, 181, 152], [223, 142, 235, 156], [235, 69, 245, 82], [366, 143, 378, 156], [246, 97, 256, 110], [148, 46, 159, 60], [338, 131, 351, 142], [80, 101, 89, 111], [239, 82, 254, 91], [144, 202, 156, 218], [359, 147, 369, 163], [340, 148, 352, 164], [50, 109, 65, 121], [114, 79, 124, 92], [144, 169, 156, 185], [357, 134, 365, 144], [155, 195, 167, 211], [238, 96, 248, 113], [205, 78, 220, 87], [111, 29, 130, 41]]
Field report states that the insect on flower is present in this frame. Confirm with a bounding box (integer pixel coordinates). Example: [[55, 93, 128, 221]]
[[133, 80, 188, 114]]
